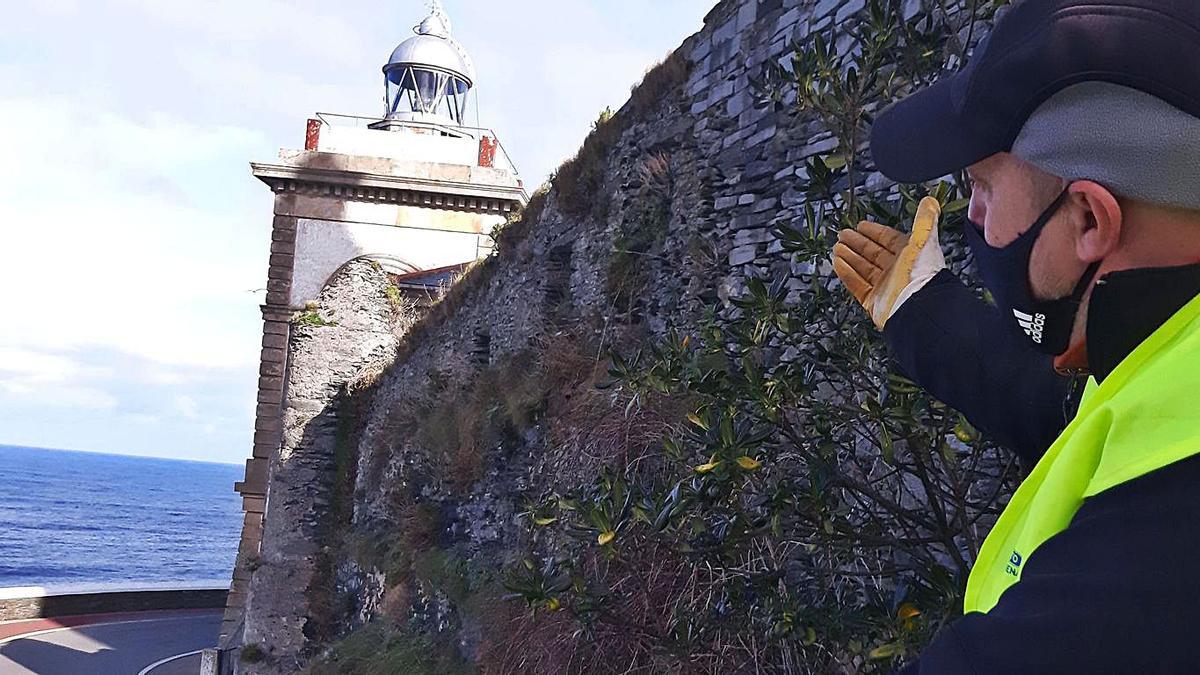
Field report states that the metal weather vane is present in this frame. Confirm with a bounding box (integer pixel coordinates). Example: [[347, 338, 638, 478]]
[[417, 0, 453, 37]]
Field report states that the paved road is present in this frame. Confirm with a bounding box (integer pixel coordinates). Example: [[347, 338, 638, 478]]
[[0, 610, 220, 675]]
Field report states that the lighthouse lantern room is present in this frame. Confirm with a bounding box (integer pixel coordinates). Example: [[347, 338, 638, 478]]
[[383, 0, 476, 125]]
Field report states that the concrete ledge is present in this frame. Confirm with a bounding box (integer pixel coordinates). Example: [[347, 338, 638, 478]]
[[0, 585, 228, 622]]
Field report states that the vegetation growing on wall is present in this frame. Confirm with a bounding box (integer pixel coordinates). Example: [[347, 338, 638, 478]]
[[502, 1, 1014, 672], [606, 151, 675, 316], [416, 350, 547, 493], [305, 622, 472, 675], [297, 302, 339, 327], [528, 48, 689, 226]]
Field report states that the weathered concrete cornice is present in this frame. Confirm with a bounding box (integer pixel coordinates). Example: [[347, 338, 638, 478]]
[[259, 173, 518, 215], [252, 154, 527, 215]]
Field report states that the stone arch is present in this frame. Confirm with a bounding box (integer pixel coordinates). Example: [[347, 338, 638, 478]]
[[288, 215, 497, 309], [315, 254, 418, 302], [326, 254, 419, 285], [288, 226, 422, 308]]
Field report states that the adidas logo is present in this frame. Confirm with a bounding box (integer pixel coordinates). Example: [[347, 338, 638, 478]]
[[1013, 309, 1046, 344]]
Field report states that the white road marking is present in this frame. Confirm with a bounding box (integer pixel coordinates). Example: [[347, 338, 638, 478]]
[[137, 648, 204, 675]]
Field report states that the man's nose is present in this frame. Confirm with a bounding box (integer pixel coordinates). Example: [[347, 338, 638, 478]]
[[967, 194, 987, 230]]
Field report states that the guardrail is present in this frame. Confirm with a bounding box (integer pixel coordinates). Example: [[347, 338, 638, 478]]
[[313, 111, 523, 177], [0, 583, 228, 622]]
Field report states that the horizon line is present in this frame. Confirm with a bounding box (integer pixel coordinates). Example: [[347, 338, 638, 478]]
[[0, 442, 243, 467]]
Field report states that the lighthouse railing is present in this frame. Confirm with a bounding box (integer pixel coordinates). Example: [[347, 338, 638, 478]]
[[313, 112, 521, 177]]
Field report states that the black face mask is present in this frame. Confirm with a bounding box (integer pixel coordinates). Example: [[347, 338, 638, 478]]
[[962, 186, 1102, 356]]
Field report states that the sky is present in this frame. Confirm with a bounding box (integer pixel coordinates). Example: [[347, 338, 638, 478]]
[[0, 0, 713, 464]]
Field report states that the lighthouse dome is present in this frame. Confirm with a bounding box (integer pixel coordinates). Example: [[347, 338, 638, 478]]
[[381, 1, 476, 123], [386, 0, 475, 85], [386, 34, 474, 88]]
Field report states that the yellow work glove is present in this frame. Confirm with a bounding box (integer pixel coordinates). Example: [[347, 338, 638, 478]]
[[832, 197, 944, 330]]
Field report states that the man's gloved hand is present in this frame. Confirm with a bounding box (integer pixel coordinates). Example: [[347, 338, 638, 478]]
[[832, 196, 945, 329]]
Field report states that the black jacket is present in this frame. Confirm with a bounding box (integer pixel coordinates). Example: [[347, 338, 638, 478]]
[[883, 269, 1076, 467], [883, 265, 1200, 674]]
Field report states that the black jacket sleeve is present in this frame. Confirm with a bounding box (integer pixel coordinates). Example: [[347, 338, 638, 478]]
[[882, 270, 1075, 467]]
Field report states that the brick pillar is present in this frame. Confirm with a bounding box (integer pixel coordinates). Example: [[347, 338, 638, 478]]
[[304, 119, 321, 152], [478, 135, 497, 167], [220, 216, 297, 645]]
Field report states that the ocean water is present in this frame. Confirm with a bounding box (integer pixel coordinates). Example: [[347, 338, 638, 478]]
[[0, 444, 243, 592]]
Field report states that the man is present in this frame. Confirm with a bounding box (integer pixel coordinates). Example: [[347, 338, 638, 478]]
[[833, 0, 1200, 671]]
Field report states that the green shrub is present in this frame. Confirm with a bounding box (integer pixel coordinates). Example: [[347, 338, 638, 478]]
[[296, 310, 337, 327], [304, 622, 472, 675], [490, 182, 550, 256], [240, 643, 266, 663]]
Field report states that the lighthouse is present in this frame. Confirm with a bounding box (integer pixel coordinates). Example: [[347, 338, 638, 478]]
[[217, 1, 526, 665]]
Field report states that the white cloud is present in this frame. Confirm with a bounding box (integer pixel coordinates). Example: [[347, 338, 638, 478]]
[[0, 345, 256, 461], [0, 378, 119, 411], [0, 99, 268, 370], [0, 0, 713, 463], [0, 348, 118, 410], [12, 385, 119, 411], [110, 0, 370, 67], [174, 395, 200, 420], [175, 50, 369, 122], [0, 348, 82, 382]]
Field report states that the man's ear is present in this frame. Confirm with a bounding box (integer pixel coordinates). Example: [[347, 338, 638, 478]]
[[1068, 180, 1123, 263]]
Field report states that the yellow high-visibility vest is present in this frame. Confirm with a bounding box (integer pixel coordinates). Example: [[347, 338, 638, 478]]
[[964, 291, 1200, 614]]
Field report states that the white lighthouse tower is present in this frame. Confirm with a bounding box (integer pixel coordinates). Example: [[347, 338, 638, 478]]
[[218, 0, 526, 663], [247, 0, 526, 310]]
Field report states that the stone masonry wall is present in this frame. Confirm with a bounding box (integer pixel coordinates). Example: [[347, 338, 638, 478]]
[[236, 0, 943, 671], [241, 261, 415, 673]]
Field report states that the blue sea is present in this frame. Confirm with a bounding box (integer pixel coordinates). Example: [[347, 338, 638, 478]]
[[0, 445, 243, 592]]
